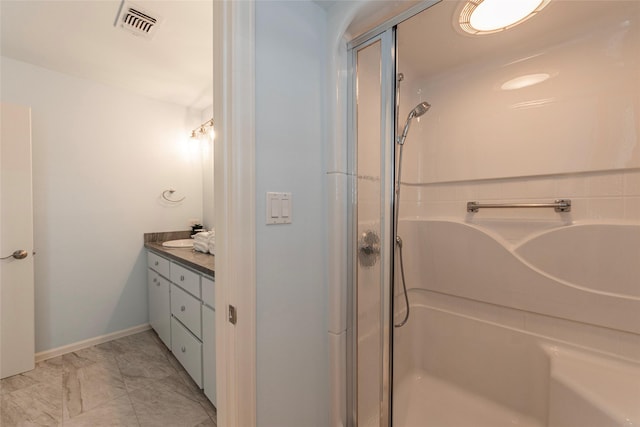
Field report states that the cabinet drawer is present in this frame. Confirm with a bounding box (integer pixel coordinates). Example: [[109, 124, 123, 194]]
[[171, 284, 202, 338], [202, 276, 215, 308], [171, 317, 202, 388], [148, 252, 170, 278], [170, 262, 200, 297]]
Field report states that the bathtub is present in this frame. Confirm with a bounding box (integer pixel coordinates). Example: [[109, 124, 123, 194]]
[[393, 299, 640, 427], [391, 219, 640, 426]]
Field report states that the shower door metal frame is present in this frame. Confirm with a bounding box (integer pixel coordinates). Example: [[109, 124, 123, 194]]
[[346, 28, 396, 427]]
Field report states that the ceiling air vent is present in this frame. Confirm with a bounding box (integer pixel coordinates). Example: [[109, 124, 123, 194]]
[[114, 1, 162, 40]]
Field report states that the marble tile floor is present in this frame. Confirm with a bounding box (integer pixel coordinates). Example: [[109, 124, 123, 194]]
[[0, 330, 217, 427]]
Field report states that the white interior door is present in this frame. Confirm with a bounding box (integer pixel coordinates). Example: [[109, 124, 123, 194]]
[[1, 102, 35, 379]]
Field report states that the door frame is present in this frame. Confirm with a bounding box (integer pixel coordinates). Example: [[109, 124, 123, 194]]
[[347, 28, 396, 427], [213, 1, 257, 426]]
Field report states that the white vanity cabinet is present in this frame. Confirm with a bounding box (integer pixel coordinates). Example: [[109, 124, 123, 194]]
[[146, 249, 216, 406]]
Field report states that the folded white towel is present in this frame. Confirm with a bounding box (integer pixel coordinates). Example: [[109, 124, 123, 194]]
[[208, 241, 215, 255], [194, 231, 211, 241], [194, 241, 209, 253]]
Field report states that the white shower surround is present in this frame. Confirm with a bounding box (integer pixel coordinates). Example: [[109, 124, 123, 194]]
[[391, 219, 640, 426], [397, 219, 640, 333], [324, 1, 640, 426], [393, 297, 640, 427]]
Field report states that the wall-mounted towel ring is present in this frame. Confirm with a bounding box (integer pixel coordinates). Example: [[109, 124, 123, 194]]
[[162, 189, 185, 203]]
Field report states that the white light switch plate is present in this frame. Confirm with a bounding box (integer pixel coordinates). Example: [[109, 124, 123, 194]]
[[266, 192, 292, 224]]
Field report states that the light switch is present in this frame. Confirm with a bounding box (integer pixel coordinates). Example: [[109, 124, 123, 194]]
[[281, 193, 292, 224], [266, 192, 292, 225], [271, 198, 281, 218]]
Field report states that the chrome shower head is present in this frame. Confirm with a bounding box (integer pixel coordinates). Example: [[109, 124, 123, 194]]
[[397, 101, 431, 145], [410, 101, 430, 119]]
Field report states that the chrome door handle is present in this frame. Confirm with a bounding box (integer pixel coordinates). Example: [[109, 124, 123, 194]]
[[1, 250, 28, 260]]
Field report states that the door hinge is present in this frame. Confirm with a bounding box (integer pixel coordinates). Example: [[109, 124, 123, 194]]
[[228, 305, 237, 325]]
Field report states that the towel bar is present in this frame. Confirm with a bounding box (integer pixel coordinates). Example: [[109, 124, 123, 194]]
[[162, 189, 186, 203]]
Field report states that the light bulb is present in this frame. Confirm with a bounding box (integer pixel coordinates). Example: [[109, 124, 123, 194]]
[[459, 0, 550, 35]]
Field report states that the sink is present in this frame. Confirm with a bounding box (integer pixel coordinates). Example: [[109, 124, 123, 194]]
[[162, 239, 194, 248]]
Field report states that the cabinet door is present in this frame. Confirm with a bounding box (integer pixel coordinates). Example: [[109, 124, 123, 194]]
[[202, 305, 216, 406], [202, 276, 215, 308], [148, 269, 171, 347]]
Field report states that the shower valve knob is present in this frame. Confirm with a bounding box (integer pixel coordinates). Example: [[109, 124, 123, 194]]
[[358, 230, 380, 268], [360, 244, 379, 256]]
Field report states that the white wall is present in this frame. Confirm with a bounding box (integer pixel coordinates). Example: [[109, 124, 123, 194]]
[[396, 1, 640, 184], [1, 57, 203, 352], [255, 1, 329, 426], [201, 105, 215, 230]]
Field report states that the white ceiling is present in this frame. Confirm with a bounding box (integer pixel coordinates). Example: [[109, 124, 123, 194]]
[[1, 0, 213, 110], [397, 0, 640, 80]]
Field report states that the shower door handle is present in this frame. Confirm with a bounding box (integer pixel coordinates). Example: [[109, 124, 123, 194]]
[[358, 231, 380, 267]]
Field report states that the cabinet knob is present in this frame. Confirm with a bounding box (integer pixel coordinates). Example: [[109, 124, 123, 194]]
[[153, 278, 157, 283], [181, 346, 186, 353], [180, 305, 186, 312], [155, 261, 159, 266], [180, 275, 185, 281]]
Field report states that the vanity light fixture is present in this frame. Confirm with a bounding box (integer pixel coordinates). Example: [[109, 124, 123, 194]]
[[459, 0, 550, 35], [190, 118, 215, 140]]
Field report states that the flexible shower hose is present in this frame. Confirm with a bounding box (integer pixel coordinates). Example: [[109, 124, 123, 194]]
[[395, 235, 410, 327]]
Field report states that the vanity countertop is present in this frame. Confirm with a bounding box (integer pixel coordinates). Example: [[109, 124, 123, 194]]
[[144, 231, 214, 277]]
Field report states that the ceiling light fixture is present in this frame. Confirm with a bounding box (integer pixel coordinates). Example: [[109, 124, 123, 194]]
[[459, 0, 550, 35]]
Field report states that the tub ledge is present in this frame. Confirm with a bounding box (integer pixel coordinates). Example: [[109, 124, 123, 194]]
[[544, 344, 640, 427]]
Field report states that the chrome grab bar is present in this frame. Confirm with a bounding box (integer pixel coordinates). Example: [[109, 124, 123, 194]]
[[467, 199, 571, 213]]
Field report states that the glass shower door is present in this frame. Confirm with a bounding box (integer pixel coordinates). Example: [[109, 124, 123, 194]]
[[348, 29, 395, 427]]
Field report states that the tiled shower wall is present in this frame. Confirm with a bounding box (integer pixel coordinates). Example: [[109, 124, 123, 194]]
[[400, 168, 640, 223]]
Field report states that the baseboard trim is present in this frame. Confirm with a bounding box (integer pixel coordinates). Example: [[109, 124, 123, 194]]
[[35, 323, 151, 362]]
